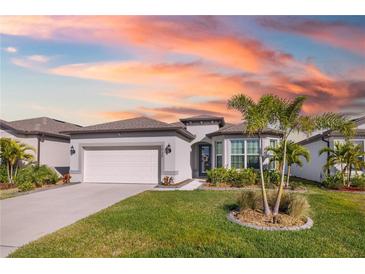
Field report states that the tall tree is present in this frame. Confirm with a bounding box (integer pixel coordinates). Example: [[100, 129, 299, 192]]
[[228, 94, 277, 216]]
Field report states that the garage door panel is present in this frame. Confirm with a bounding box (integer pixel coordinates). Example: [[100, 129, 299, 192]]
[[83, 148, 159, 184]]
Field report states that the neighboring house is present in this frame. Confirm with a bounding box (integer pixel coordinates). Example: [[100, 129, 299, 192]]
[[291, 115, 365, 182], [0, 117, 82, 175], [62, 115, 282, 184]]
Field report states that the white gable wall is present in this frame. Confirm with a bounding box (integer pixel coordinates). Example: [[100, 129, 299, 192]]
[[291, 139, 327, 182]]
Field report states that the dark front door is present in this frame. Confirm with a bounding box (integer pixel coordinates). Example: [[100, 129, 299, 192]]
[[199, 144, 211, 177]]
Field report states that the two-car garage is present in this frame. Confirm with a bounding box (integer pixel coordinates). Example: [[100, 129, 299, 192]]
[[83, 147, 160, 184], [64, 116, 195, 185]]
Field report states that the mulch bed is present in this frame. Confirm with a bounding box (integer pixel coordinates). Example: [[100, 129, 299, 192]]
[[328, 187, 365, 194], [0, 183, 17, 190], [233, 209, 306, 228], [337, 187, 365, 192]]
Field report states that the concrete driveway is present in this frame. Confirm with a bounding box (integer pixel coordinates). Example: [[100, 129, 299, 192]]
[[0, 183, 153, 257]]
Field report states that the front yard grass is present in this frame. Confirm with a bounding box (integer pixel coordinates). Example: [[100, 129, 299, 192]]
[[9, 183, 365, 257], [0, 187, 19, 200]]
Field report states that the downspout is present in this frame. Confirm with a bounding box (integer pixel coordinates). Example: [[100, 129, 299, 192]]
[[321, 135, 330, 176], [37, 135, 41, 167]]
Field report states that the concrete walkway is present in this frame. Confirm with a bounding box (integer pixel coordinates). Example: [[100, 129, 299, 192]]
[[0, 183, 153, 257], [153, 180, 203, 191]]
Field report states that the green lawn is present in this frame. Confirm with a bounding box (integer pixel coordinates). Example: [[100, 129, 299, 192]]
[[0, 187, 19, 200], [9, 184, 365, 258]]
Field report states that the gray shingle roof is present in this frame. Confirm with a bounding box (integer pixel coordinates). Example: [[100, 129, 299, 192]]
[[170, 121, 186, 128], [1, 117, 82, 139], [62, 116, 195, 140], [207, 122, 283, 137], [298, 129, 365, 145], [180, 114, 225, 126]]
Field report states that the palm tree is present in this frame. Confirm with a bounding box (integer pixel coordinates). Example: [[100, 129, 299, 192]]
[[267, 140, 310, 187], [267, 142, 284, 172], [0, 137, 35, 184], [320, 142, 349, 186], [268, 95, 354, 221], [228, 94, 277, 216], [320, 142, 365, 187], [347, 144, 365, 181]]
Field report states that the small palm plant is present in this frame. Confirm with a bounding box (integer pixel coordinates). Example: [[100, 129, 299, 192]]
[[0, 137, 35, 184], [267, 140, 310, 188], [320, 141, 365, 187]]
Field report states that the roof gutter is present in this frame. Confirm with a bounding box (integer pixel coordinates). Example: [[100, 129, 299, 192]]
[[61, 127, 196, 141], [0, 123, 70, 140]]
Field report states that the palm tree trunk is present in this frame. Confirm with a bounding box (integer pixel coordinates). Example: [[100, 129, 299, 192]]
[[9, 163, 14, 184], [273, 138, 288, 220], [259, 140, 271, 216], [14, 164, 18, 180], [341, 163, 346, 186], [6, 162, 11, 184], [285, 165, 291, 188], [348, 165, 352, 188]]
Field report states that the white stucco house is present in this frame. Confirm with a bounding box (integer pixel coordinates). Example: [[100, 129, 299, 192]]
[[291, 115, 365, 182], [0, 117, 82, 175], [62, 115, 283, 184]]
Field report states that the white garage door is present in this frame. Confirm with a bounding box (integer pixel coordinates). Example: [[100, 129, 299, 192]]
[[83, 148, 159, 184]]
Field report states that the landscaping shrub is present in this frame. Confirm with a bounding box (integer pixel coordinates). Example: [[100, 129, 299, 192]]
[[237, 191, 260, 211], [15, 166, 36, 186], [288, 195, 310, 219], [15, 165, 60, 187], [351, 174, 365, 190], [322, 173, 343, 189], [0, 165, 8, 184], [207, 167, 227, 185], [263, 169, 281, 187], [18, 181, 35, 192], [207, 168, 256, 187], [35, 165, 59, 184], [236, 168, 257, 187]]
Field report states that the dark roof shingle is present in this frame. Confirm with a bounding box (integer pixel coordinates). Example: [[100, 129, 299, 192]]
[[1, 117, 82, 138], [207, 122, 283, 137], [180, 115, 225, 126], [62, 116, 195, 140]]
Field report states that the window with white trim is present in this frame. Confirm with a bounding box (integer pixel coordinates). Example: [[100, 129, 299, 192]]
[[247, 139, 260, 169], [269, 139, 278, 170], [230, 140, 245, 168], [215, 141, 223, 168]]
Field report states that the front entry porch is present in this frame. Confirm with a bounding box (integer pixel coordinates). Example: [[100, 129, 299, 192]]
[[191, 142, 212, 178]]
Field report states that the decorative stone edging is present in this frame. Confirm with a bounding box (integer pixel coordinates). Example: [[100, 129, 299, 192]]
[[199, 185, 307, 193], [227, 211, 313, 231]]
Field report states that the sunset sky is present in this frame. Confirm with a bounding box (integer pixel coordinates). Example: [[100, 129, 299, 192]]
[[1, 16, 365, 126]]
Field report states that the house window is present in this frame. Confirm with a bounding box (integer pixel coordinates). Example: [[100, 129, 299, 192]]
[[269, 139, 278, 170], [215, 141, 223, 168], [231, 140, 245, 168], [247, 139, 260, 169]]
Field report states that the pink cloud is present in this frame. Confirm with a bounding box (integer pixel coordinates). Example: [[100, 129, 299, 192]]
[[258, 17, 365, 56], [1, 16, 292, 73], [2, 16, 364, 123]]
